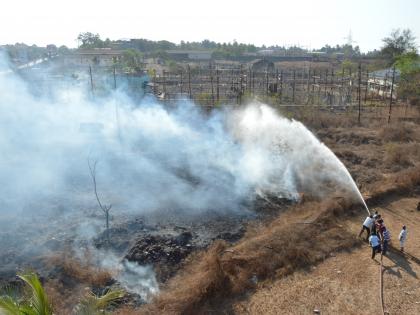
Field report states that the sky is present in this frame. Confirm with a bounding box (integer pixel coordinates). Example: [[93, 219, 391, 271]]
[[0, 0, 419, 52]]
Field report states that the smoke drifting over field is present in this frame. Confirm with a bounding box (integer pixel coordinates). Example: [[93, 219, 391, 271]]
[[0, 70, 359, 221], [0, 54, 363, 297]]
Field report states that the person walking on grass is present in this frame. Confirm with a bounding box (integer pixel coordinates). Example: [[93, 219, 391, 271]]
[[359, 214, 374, 240], [399, 225, 407, 252], [382, 226, 391, 255], [369, 232, 381, 259]]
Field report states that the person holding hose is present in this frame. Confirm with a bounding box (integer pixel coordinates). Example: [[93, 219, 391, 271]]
[[359, 214, 374, 241]]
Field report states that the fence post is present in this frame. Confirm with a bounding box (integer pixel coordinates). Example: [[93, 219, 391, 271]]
[[89, 65, 94, 96], [324, 68, 328, 96], [266, 67, 269, 96], [163, 70, 167, 100], [113, 65, 117, 90], [216, 68, 220, 103], [383, 72, 388, 101], [280, 70, 283, 103], [358, 63, 361, 124], [239, 64, 243, 105], [312, 69, 316, 104], [180, 71, 183, 95], [388, 66, 396, 124], [364, 69, 369, 103], [292, 69, 296, 104], [210, 63, 215, 106], [188, 64, 192, 99]]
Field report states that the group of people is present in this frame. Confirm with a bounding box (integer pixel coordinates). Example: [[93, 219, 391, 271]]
[[358, 211, 407, 259]]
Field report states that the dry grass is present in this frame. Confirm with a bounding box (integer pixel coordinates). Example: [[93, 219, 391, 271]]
[[139, 163, 420, 314], [384, 143, 413, 167], [233, 194, 420, 315], [45, 250, 112, 287], [114, 306, 141, 315], [140, 196, 362, 314], [379, 122, 414, 142], [43, 250, 114, 314], [366, 166, 420, 205], [44, 279, 85, 315]]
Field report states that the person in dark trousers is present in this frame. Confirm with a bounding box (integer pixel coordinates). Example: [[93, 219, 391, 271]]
[[359, 214, 374, 240], [369, 232, 381, 259], [371, 214, 381, 235], [382, 226, 391, 255], [417, 202, 420, 212], [376, 218, 385, 240], [399, 225, 407, 252]]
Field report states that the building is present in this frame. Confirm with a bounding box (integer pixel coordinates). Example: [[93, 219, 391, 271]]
[[249, 59, 275, 72], [62, 48, 124, 67], [368, 68, 400, 99], [166, 50, 212, 61]]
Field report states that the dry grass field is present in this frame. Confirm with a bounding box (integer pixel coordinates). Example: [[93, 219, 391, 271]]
[[137, 111, 420, 314]]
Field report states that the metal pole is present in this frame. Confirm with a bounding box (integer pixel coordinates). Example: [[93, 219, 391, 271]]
[[388, 67, 396, 124], [188, 64, 192, 99], [113, 65, 117, 90], [216, 68, 219, 102], [292, 69, 296, 103], [358, 63, 361, 124], [89, 65, 94, 96]]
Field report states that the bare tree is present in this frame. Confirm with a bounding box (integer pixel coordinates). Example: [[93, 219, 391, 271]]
[[88, 159, 112, 243]]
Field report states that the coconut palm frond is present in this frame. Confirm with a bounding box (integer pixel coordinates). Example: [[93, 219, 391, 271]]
[[0, 295, 21, 315], [17, 272, 52, 315], [75, 289, 125, 315]]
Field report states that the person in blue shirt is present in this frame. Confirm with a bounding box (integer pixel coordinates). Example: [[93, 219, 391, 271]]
[[369, 232, 381, 259]]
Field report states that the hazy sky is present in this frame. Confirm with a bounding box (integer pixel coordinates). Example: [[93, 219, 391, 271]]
[[1, 0, 419, 52]]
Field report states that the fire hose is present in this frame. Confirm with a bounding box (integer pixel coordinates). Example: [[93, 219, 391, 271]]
[[379, 247, 386, 315]]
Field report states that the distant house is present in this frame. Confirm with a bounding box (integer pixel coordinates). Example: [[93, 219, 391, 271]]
[[62, 48, 124, 67], [249, 59, 275, 72], [257, 49, 275, 56], [46, 44, 58, 57], [166, 50, 212, 61], [368, 68, 400, 99]]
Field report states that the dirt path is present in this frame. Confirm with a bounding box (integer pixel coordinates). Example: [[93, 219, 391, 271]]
[[233, 195, 420, 315]]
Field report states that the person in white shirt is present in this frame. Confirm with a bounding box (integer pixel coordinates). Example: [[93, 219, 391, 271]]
[[359, 215, 374, 241], [398, 225, 407, 252], [369, 233, 381, 259]]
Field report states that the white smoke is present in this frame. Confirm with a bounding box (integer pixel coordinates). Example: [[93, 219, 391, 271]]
[[0, 54, 363, 297]]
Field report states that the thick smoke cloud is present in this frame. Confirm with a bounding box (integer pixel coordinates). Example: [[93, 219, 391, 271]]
[[0, 58, 361, 223], [0, 54, 364, 297]]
